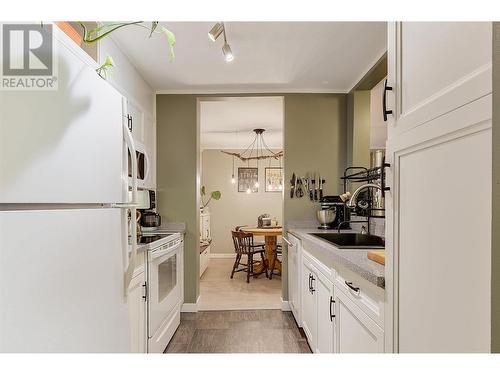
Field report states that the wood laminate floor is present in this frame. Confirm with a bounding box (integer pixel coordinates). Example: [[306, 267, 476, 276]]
[[198, 259, 282, 311], [164, 310, 312, 353]]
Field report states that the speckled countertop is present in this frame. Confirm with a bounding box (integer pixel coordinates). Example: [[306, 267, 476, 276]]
[[287, 227, 385, 289]]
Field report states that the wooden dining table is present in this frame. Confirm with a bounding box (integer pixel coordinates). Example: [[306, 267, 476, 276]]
[[241, 226, 283, 275]]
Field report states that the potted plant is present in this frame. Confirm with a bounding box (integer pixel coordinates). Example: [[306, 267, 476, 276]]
[[200, 186, 221, 213]]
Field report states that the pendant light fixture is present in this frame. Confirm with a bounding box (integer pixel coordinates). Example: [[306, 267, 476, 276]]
[[231, 155, 235, 184], [222, 129, 283, 193], [208, 22, 234, 62]]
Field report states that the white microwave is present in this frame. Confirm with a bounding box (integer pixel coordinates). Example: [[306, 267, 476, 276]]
[[128, 141, 150, 187]]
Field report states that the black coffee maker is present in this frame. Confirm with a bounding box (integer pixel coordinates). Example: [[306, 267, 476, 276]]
[[319, 196, 350, 230]]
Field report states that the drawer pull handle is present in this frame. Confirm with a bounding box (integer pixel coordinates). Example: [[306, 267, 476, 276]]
[[310, 275, 315, 294], [345, 281, 360, 293]]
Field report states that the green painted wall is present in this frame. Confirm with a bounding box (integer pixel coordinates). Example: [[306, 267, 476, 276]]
[[492, 22, 500, 353], [156, 93, 348, 304], [282, 94, 347, 299], [352, 90, 371, 169], [156, 95, 199, 304], [283, 94, 347, 222]]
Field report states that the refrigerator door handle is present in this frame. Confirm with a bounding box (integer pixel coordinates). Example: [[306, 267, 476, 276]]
[[110, 202, 139, 208], [122, 99, 138, 297]]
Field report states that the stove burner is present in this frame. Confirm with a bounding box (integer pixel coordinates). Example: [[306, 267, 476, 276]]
[[138, 233, 169, 244]]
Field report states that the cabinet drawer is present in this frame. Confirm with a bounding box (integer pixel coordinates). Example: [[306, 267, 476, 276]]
[[334, 266, 384, 327], [302, 249, 335, 283]]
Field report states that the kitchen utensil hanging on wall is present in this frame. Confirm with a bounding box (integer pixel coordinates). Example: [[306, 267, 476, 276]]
[[319, 174, 324, 200], [295, 177, 304, 198]]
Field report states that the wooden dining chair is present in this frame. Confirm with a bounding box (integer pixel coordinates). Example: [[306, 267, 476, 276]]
[[230, 231, 268, 283], [235, 225, 265, 248], [268, 241, 282, 280]]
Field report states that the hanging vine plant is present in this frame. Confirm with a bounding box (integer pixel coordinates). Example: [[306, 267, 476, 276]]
[[76, 22, 176, 78]]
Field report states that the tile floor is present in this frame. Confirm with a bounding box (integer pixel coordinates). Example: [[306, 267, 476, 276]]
[[164, 310, 311, 353], [198, 258, 282, 310]]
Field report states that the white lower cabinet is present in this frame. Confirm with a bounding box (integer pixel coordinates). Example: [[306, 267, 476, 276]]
[[316, 271, 335, 353], [299, 246, 384, 353], [287, 233, 301, 325], [200, 245, 210, 277], [128, 269, 147, 353], [335, 288, 384, 353], [301, 258, 317, 346]]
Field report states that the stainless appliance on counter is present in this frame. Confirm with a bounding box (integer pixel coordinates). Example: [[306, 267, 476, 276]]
[[317, 196, 349, 230], [135, 189, 162, 232]]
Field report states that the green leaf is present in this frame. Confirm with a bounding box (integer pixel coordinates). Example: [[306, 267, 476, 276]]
[[149, 22, 158, 38], [211, 191, 221, 200], [200, 186, 206, 196], [79, 21, 143, 44], [103, 55, 115, 68], [160, 26, 176, 61]]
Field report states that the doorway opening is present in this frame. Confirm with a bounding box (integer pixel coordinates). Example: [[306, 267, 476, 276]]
[[197, 96, 285, 311]]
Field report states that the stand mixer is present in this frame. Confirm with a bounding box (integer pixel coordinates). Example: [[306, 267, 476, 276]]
[[316, 196, 349, 230]]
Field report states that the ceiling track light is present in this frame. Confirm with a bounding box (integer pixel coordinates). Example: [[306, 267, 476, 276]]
[[208, 22, 224, 42], [208, 22, 234, 62]]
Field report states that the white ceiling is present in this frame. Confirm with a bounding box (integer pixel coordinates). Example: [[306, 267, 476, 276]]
[[200, 97, 283, 149], [112, 22, 387, 93]]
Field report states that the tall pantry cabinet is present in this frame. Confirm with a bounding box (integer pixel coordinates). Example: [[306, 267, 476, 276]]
[[385, 22, 492, 352]]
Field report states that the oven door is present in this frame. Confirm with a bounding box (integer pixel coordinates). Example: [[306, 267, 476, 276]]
[[147, 238, 182, 338]]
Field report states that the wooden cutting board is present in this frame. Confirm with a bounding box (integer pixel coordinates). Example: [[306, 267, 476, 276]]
[[367, 250, 385, 265]]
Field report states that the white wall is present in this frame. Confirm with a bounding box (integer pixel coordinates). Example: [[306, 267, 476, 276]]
[[201, 149, 283, 255], [101, 37, 154, 116]]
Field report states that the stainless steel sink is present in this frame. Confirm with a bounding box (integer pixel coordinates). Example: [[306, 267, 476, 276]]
[[309, 233, 385, 249]]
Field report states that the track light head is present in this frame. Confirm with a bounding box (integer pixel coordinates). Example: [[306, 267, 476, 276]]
[[222, 42, 234, 62], [208, 22, 224, 42]]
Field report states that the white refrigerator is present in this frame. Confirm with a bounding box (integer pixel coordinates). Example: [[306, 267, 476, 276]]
[[0, 26, 138, 352]]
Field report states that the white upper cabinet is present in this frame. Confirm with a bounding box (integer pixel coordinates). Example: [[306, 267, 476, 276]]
[[369, 77, 388, 149], [385, 22, 492, 353], [388, 22, 492, 138], [143, 114, 156, 188], [126, 100, 144, 144]]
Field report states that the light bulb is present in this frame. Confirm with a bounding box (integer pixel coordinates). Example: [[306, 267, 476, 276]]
[[246, 188, 251, 194], [254, 182, 259, 188], [278, 184, 283, 190], [222, 42, 234, 62], [231, 175, 235, 184]]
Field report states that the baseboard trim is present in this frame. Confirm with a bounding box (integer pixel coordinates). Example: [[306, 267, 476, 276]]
[[281, 298, 291, 312], [210, 253, 235, 259], [181, 295, 201, 312]]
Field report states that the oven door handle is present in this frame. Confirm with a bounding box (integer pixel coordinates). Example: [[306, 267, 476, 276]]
[[150, 240, 183, 260]]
